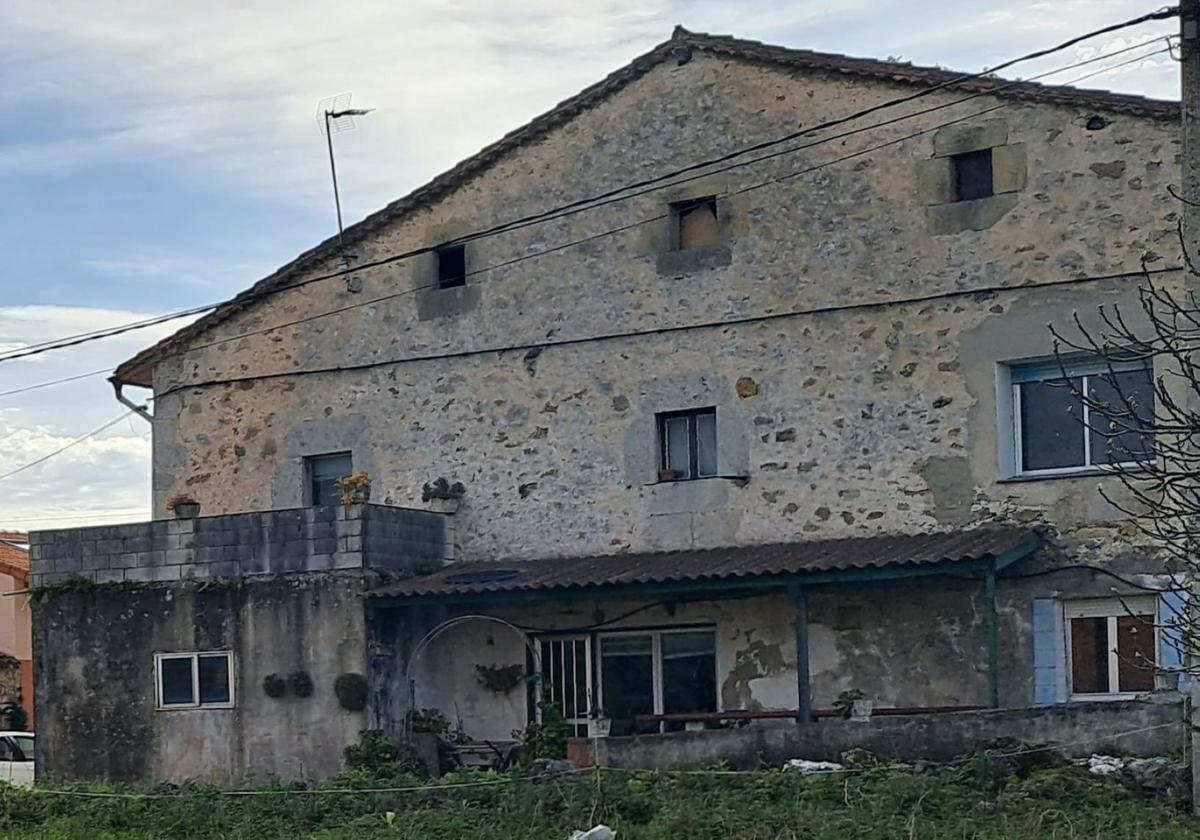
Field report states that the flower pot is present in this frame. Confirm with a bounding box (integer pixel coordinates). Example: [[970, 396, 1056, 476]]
[[429, 497, 461, 515], [1154, 671, 1179, 692], [658, 468, 680, 482], [173, 502, 201, 520], [850, 699, 874, 721], [588, 717, 612, 738]]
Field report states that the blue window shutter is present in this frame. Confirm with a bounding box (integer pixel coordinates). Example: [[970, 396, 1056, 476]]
[[1032, 598, 1059, 705], [1159, 590, 1188, 693]]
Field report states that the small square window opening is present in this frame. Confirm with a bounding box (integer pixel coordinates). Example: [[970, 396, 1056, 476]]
[[307, 452, 352, 506], [671, 197, 720, 251], [657, 408, 717, 480], [951, 149, 993, 201], [156, 652, 234, 709], [436, 243, 467, 288]]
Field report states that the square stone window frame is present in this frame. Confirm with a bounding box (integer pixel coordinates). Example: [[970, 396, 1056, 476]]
[[412, 221, 482, 321], [917, 121, 1027, 235], [647, 178, 735, 275]]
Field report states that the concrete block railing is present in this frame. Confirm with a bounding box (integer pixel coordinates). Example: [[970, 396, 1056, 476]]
[[29, 504, 452, 587]]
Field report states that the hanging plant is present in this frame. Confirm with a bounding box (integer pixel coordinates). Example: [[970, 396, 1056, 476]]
[[288, 671, 314, 698], [335, 672, 369, 711], [262, 673, 286, 698], [475, 663, 527, 694]]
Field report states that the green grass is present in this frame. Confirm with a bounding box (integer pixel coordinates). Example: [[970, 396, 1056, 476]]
[[1, 763, 1198, 839]]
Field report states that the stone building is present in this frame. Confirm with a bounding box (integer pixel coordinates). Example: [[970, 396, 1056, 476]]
[[31, 28, 1190, 782]]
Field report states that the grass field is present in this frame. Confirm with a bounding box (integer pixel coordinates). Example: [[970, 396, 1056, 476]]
[[1, 762, 1198, 839]]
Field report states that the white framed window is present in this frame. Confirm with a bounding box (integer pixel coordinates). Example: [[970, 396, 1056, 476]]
[[597, 628, 717, 732], [306, 451, 352, 506], [1003, 357, 1154, 477], [657, 408, 718, 481], [155, 652, 234, 710], [1064, 597, 1157, 699]]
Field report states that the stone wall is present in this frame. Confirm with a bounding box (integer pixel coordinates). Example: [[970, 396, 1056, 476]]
[[33, 577, 369, 784], [592, 697, 1186, 769], [138, 51, 1180, 567], [28, 503, 452, 587]]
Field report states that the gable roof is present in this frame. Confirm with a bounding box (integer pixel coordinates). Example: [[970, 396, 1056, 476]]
[[113, 27, 1179, 388]]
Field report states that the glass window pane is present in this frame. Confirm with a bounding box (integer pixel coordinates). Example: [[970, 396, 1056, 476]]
[[1116, 614, 1156, 693], [11, 736, 33, 761], [663, 417, 691, 477], [160, 657, 195, 706], [696, 412, 717, 477], [1020, 378, 1085, 470], [661, 632, 717, 717], [1088, 369, 1155, 465], [1070, 617, 1109, 694], [309, 453, 351, 506], [198, 655, 231, 705], [600, 635, 654, 724]]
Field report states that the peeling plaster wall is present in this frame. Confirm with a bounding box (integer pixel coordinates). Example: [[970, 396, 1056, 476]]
[[144, 54, 1178, 567], [34, 578, 367, 784]]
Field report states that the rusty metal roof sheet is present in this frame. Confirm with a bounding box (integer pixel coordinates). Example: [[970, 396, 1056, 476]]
[[369, 527, 1038, 600]]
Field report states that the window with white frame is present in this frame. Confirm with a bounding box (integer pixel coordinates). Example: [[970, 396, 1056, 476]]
[[1008, 358, 1154, 476], [1065, 598, 1157, 698], [155, 652, 234, 709], [657, 408, 718, 481], [598, 629, 716, 732]]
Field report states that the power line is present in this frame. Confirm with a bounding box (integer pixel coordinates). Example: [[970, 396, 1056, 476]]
[[0, 12, 1175, 367], [0, 410, 139, 483], [0, 39, 1170, 407], [0, 368, 112, 398], [158, 263, 1180, 399], [149, 44, 1172, 392]]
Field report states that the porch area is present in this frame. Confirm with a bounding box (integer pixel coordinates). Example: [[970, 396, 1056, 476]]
[[365, 528, 1048, 765]]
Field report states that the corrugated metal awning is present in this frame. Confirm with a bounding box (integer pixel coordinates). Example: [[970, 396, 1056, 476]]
[[369, 527, 1039, 602]]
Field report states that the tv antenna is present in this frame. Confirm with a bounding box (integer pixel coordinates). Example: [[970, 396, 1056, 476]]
[[316, 93, 374, 250]]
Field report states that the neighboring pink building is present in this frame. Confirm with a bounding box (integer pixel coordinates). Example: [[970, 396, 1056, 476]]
[[0, 532, 32, 728]]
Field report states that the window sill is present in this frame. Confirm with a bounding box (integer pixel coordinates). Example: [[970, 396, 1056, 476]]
[[646, 475, 749, 487], [156, 704, 236, 712], [997, 466, 1148, 484], [1067, 692, 1146, 703]]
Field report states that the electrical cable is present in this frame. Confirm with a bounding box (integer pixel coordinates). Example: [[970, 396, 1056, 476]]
[[0, 13, 1176, 366], [999, 561, 1182, 592], [0, 410, 139, 483], [0, 368, 112, 398], [142, 45, 1176, 398]]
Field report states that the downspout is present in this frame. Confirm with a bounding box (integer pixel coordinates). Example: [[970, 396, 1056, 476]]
[[110, 377, 153, 423]]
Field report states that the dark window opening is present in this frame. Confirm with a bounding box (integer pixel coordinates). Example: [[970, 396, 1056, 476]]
[[600, 629, 717, 735], [1069, 616, 1109, 694], [160, 657, 196, 706], [600, 635, 656, 734], [671, 197, 719, 251], [657, 408, 717, 480], [951, 148, 993, 201], [307, 452, 352, 506], [436, 243, 467, 288], [1013, 361, 1154, 474], [1068, 605, 1157, 696]]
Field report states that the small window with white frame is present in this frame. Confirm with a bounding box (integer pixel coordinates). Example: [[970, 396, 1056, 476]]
[[155, 652, 234, 709], [1065, 597, 1157, 699], [657, 408, 718, 481], [1007, 357, 1154, 476]]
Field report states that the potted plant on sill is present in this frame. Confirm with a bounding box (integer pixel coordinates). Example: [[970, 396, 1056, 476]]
[[335, 472, 372, 505], [587, 709, 611, 738], [833, 688, 873, 721], [658, 468, 680, 482], [422, 477, 466, 514], [165, 494, 201, 520]]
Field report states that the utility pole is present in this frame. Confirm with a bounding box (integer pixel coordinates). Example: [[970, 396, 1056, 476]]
[[1182, 0, 1200, 814]]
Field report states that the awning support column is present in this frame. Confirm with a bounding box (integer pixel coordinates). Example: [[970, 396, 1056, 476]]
[[984, 560, 1000, 708], [790, 585, 813, 724]]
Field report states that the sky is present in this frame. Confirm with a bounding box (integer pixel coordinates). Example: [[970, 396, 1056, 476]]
[[0, 0, 1180, 530]]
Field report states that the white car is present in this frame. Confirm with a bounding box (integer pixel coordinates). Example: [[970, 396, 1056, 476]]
[[0, 731, 33, 787]]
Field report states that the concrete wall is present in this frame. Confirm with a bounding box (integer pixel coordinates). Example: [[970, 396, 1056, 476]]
[[140, 52, 1178, 570], [33, 577, 368, 784], [28, 504, 452, 587], [593, 697, 1186, 769]]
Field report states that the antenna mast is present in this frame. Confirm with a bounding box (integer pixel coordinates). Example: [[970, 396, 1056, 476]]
[[316, 93, 374, 250]]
